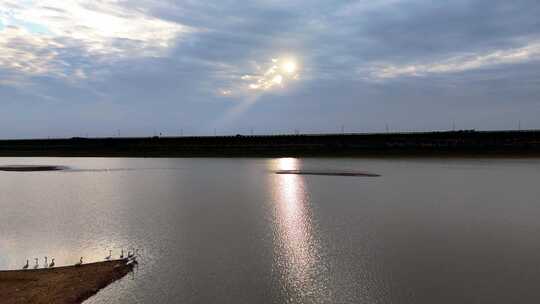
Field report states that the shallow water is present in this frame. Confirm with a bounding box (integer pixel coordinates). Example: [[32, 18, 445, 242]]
[[1, 157, 540, 303]]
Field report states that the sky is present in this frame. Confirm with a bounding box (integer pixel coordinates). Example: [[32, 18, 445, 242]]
[[0, 0, 539, 138]]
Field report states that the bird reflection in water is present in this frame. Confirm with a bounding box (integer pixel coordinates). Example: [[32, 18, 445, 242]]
[[269, 158, 329, 302]]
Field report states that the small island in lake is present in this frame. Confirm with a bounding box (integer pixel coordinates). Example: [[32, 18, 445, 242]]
[[0, 165, 67, 172], [275, 170, 381, 177]]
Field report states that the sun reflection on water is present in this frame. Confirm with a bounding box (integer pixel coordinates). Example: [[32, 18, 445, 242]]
[[269, 158, 329, 302]]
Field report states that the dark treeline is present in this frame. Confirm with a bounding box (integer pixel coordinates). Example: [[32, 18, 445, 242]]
[[0, 130, 539, 157]]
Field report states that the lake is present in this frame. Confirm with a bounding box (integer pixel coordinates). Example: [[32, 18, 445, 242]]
[[1, 157, 540, 303]]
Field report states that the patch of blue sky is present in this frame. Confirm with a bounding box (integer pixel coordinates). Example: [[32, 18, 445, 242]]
[[3, 15, 51, 34], [18, 20, 51, 34]]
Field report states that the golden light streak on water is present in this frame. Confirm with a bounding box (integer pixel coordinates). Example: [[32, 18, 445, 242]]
[[268, 158, 330, 302]]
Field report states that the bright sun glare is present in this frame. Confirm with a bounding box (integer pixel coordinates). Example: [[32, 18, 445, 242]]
[[282, 61, 297, 74], [224, 56, 300, 94], [272, 75, 283, 84]]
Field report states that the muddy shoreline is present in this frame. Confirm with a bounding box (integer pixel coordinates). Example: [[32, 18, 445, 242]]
[[0, 259, 134, 304], [274, 169, 381, 177], [0, 165, 66, 172]]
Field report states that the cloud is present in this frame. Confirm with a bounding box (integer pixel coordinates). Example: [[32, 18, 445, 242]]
[[1, 0, 540, 137], [230, 57, 300, 93], [0, 26, 63, 76], [214, 56, 302, 128], [368, 41, 540, 79], [0, 0, 188, 78]]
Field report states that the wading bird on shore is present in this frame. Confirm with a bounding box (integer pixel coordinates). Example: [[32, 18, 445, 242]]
[[120, 249, 124, 259], [33, 258, 39, 269], [127, 250, 134, 259], [127, 258, 138, 266], [128, 249, 139, 261], [49, 258, 55, 268], [43, 256, 48, 268], [105, 250, 112, 261], [22, 259, 29, 270], [75, 257, 83, 266]]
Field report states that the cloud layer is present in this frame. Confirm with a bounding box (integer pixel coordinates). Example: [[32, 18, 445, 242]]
[[1, 0, 539, 138], [370, 41, 540, 79], [0, 0, 186, 78]]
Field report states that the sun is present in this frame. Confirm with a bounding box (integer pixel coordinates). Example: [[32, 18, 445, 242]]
[[238, 56, 300, 92], [282, 60, 297, 74]]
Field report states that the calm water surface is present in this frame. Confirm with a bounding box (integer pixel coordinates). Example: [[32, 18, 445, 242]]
[[1, 157, 540, 303]]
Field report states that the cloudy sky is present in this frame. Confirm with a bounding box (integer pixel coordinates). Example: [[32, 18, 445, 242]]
[[1, 0, 539, 138]]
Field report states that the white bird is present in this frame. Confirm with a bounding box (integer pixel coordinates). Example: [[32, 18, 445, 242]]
[[22, 259, 29, 270], [49, 258, 55, 268], [120, 249, 124, 259], [33, 258, 39, 269], [127, 250, 134, 259], [126, 258, 138, 266], [75, 257, 83, 266], [43, 256, 48, 268], [105, 250, 112, 261]]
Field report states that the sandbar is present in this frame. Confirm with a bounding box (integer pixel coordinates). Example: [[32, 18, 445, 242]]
[[275, 170, 380, 177], [0, 259, 134, 304], [0, 165, 67, 172]]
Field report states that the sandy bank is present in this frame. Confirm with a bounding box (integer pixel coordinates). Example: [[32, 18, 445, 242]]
[[0, 165, 66, 172], [0, 259, 134, 304], [275, 169, 381, 177]]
